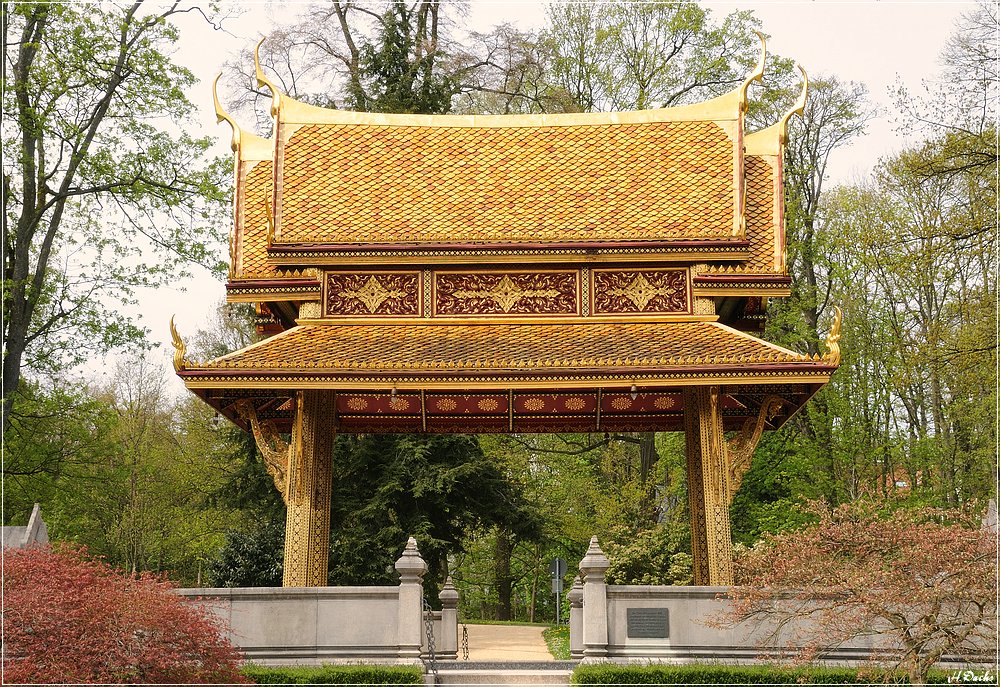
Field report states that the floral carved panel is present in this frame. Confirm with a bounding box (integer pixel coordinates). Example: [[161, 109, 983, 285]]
[[592, 269, 688, 315], [435, 271, 578, 317], [325, 272, 420, 317]]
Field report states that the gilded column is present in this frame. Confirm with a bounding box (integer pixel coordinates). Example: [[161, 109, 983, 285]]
[[283, 389, 336, 587], [683, 386, 734, 586]]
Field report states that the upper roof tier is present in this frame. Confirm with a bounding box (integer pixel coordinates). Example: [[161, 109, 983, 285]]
[[217, 38, 806, 278], [277, 112, 740, 246]]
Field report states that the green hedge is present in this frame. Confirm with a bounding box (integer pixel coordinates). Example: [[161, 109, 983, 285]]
[[243, 664, 425, 684], [571, 664, 951, 685]]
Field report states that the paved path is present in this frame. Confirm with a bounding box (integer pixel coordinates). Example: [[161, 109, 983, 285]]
[[462, 623, 553, 662]]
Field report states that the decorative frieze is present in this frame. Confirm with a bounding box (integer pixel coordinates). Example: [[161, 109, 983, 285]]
[[320, 268, 698, 319], [435, 271, 578, 317], [325, 271, 420, 317], [592, 269, 689, 315]]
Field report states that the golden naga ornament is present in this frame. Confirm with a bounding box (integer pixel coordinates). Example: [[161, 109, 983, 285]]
[[254, 37, 283, 118], [823, 305, 843, 366], [212, 74, 241, 152], [169, 315, 186, 372]]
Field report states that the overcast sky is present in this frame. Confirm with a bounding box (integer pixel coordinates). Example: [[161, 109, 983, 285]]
[[130, 1, 976, 395]]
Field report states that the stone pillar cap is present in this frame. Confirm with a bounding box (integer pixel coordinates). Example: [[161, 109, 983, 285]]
[[394, 536, 427, 579], [579, 536, 611, 575], [567, 575, 584, 604], [439, 575, 459, 605]]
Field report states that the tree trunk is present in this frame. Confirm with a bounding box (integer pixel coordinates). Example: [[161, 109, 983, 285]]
[[529, 543, 539, 623], [494, 528, 514, 621]]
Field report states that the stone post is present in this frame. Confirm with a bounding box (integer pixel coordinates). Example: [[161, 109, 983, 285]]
[[567, 575, 584, 660], [579, 536, 611, 660], [437, 576, 459, 660], [395, 537, 427, 661]]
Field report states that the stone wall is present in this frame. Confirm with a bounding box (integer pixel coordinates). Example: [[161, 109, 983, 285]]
[[572, 536, 995, 668], [179, 586, 404, 664], [1, 503, 48, 549], [177, 538, 459, 666]]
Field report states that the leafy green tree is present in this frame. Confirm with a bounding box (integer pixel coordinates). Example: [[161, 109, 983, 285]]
[[2, 2, 227, 430], [897, 0, 997, 182], [208, 520, 285, 587], [821, 140, 996, 507], [2, 380, 117, 526], [349, 0, 453, 113], [543, 1, 774, 112], [328, 433, 539, 593], [9, 359, 241, 585]]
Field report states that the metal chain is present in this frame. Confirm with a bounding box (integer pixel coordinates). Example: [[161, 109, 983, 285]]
[[461, 623, 469, 661], [422, 597, 439, 684]]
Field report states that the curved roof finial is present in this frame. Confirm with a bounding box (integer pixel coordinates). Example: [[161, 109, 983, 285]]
[[213, 73, 241, 152], [737, 30, 767, 113], [777, 65, 808, 144], [254, 37, 283, 117], [170, 315, 187, 372], [822, 305, 842, 366]]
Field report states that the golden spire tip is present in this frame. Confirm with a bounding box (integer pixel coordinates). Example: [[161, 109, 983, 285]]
[[169, 315, 187, 372], [212, 73, 241, 152], [738, 30, 768, 112], [254, 36, 283, 117]]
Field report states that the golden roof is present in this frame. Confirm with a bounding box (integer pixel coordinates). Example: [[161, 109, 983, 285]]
[[274, 119, 738, 245], [179, 320, 832, 390], [702, 154, 780, 276], [216, 43, 809, 282], [237, 158, 275, 278]]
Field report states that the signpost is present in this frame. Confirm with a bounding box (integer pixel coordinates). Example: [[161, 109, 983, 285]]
[[549, 557, 567, 625]]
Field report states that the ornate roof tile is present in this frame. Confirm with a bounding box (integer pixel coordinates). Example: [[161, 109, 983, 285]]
[[191, 321, 810, 374], [274, 120, 737, 245], [237, 159, 276, 278]]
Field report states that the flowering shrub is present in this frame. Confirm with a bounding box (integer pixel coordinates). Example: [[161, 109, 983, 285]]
[[727, 503, 997, 686], [3, 544, 246, 684]]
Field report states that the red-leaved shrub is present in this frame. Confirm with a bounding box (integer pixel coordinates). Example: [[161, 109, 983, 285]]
[[3, 544, 247, 684]]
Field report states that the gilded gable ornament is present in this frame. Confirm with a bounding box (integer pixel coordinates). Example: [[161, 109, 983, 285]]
[[326, 272, 419, 316], [609, 273, 678, 311], [452, 275, 560, 313], [436, 272, 577, 316], [342, 276, 407, 314], [594, 270, 688, 314]]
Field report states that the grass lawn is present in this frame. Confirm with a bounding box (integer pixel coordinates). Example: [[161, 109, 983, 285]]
[[542, 624, 570, 660]]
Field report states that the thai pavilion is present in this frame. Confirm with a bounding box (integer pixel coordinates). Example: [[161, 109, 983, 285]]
[[173, 39, 840, 589]]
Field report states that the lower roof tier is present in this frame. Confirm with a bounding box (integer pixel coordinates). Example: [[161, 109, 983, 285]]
[[178, 320, 835, 434]]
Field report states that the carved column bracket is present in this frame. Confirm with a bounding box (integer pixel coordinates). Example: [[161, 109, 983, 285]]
[[236, 398, 290, 501], [726, 395, 784, 499]]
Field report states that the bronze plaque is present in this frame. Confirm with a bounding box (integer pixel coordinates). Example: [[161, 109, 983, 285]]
[[626, 607, 669, 639]]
